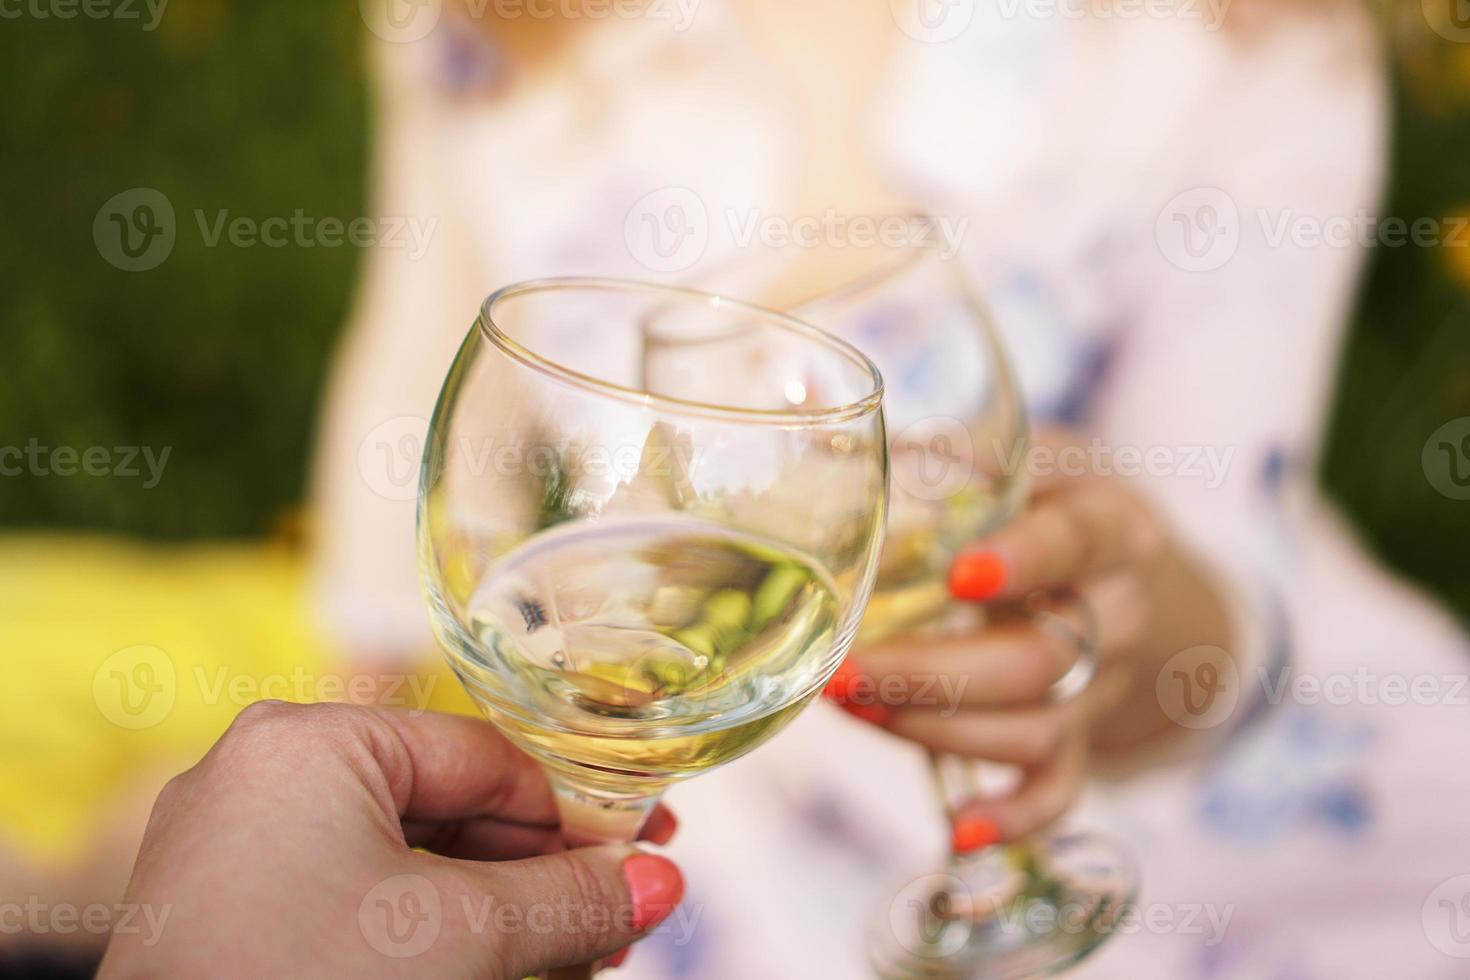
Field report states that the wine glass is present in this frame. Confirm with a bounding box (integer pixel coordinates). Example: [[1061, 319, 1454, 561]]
[[702, 231, 1137, 978], [417, 279, 889, 970]]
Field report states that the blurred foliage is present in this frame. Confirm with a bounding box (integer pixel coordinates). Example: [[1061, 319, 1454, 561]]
[[1322, 24, 1470, 621], [0, 1, 367, 537], [0, 3, 1465, 619]]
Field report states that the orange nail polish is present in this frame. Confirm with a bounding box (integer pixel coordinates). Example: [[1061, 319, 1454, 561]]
[[951, 817, 1002, 855], [623, 853, 684, 932], [949, 552, 1009, 602], [606, 947, 631, 968], [642, 808, 678, 846], [841, 701, 891, 725]]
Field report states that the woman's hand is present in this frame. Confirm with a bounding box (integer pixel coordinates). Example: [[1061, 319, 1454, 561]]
[[100, 702, 683, 979], [825, 429, 1233, 848]]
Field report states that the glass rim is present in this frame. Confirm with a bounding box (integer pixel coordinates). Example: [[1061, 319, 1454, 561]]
[[787, 212, 943, 315], [479, 277, 886, 425]]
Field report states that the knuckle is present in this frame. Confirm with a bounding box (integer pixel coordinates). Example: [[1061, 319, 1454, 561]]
[[231, 698, 297, 731], [222, 700, 366, 762]]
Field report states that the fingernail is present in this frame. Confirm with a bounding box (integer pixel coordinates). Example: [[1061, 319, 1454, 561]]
[[951, 817, 1002, 855], [822, 658, 859, 704], [949, 551, 1010, 602], [623, 853, 684, 932], [643, 808, 678, 846], [606, 947, 631, 968], [841, 701, 891, 725]]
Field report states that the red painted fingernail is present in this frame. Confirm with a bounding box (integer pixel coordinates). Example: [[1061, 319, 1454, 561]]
[[951, 817, 1002, 855], [623, 853, 684, 932], [823, 658, 859, 703], [949, 551, 1009, 602], [841, 701, 891, 725], [642, 808, 678, 846], [606, 947, 631, 968]]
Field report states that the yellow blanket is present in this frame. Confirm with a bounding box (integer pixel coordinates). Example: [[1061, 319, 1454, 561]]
[[0, 537, 473, 863]]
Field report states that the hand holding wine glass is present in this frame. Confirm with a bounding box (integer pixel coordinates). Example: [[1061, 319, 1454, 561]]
[[100, 702, 684, 978], [417, 279, 889, 975]]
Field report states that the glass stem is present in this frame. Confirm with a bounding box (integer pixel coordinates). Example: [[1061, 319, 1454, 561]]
[[546, 772, 663, 847]]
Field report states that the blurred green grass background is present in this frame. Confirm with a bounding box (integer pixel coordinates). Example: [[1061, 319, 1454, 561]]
[[0, 3, 1466, 619]]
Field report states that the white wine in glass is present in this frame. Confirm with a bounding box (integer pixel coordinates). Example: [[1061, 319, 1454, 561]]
[[418, 279, 888, 882]]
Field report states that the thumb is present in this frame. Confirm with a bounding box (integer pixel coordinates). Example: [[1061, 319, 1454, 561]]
[[435, 845, 685, 978]]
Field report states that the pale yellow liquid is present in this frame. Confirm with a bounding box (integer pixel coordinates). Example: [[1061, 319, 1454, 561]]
[[439, 517, 843, 791], [858, 484, 1007, 645]]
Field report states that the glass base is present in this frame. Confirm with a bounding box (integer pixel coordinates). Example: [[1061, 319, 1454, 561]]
[[868, 833, 1137, 980]]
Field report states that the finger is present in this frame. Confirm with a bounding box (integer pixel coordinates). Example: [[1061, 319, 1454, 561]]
[[949, 481, 1165, 602], [951, 732, 1089, 841], [403, 817, 561, 861], [366, 707, 560, 826], [404, 802, 679, 862], [434, 846, 684, 976], [844, 622, 1078, 710], [879, 669, 1130, 760], [884, 704, 1077, 765]]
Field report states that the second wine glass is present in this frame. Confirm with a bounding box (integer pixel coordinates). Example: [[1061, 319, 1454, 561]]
[[705, 232, 1137, 979]]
